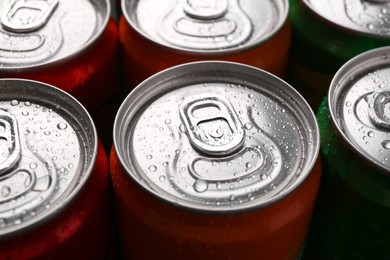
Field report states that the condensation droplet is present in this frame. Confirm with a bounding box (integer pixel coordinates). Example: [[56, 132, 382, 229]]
[[148, 165, 157, 172], [1, 186, 11, 197], [58, 167, 69, 175], [193, 179, 208, 193], [381, 140, 390, 149], [346, 101, 352, 107], [179, 124, 186, 133], [246, 162, 252, 169], [159, 175, 166, 182], [165, 119, 171, 125], [368, 131, 375, 137], [57, 123, 68, 130], [29, 162, 38, 169], [11, 100, 19, 106], [244, 123, 253, 130], [146, 154, 153, 160]]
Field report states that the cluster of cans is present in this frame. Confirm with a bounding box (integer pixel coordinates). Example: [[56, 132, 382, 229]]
[[0, 0, 388, 259]]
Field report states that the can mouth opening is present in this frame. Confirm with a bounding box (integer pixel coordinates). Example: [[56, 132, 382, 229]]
[[113, 61, 320, 214], [0, 78, 97, 239], [121, 0, 289, 56], [0, 0, 111, 71]]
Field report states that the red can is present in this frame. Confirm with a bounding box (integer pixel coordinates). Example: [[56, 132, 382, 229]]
[[119, 0, 291, 90], [0, 0, 119, 112], [111, 61, 321, 259], [0, 79, 112, 259]]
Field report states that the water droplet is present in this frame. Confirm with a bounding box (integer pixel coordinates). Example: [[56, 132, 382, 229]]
[[165, 119, 171, 125], [382, 140, 390, 149], [193, 179, 208, 193], [216, 182, 222, 190], [346, 101, 352, 107], [179, 124, 186, 133], [159, 175, 166, 182], [229, 194, 236, 201], [244, 123, 253, 130], [58, 167, 69, 175], [21, 111, 29, 116], [246, 162, 252, 169], [29, 162, 38, 169], [148, 165, 157, 172], [248, 94, 254, 99], [162, 161, 169, 167], [1, 186, 11, 197], [368, 131, 375, 137], [14, 219, 22, 225], [57, 123, 68, 130], [146, 154, 153, 160], [11, 100, 19, 106]]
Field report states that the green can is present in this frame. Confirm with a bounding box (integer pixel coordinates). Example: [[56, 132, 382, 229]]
[[304, 47, 390, 259], [288, 0, 390, 110]]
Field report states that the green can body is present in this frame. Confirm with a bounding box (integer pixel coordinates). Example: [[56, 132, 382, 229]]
[[303, 97, 390, 259], [287, 0, 390, 110]]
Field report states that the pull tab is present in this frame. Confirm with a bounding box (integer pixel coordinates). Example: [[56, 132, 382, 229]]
[[158, 0, 252, 50], [0, 110, 21, 176], [182, 0, 228, 20], [1, 0, 59, 33], [367, 90, 390, 129], [179, 94, 244, 156]]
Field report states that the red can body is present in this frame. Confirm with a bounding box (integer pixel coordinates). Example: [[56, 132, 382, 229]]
[[0, 141, 110, 260], [110, 61, 321, 259], [0, 79, 113, 259], [0, 19, 119, 112], [110, 150, 321, 259], [119, 0, 291, 90]]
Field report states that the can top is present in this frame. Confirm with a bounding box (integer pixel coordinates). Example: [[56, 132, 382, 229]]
[[0, 79, 97, 238], [114, 61, 319, 213], [0, 0, 109, 70], [122, 0, 288, 55], [329, 46, 390, 175], [303, 0, 390, 36]]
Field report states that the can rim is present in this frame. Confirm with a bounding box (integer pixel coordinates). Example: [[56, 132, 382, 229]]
[[113, 60, 320, 214], [302, 0, 390, 38], [0, 78, 98, 238], [328, 46, 390, 176], [121, 0, 289, 57], [0, 0, 111, 72]]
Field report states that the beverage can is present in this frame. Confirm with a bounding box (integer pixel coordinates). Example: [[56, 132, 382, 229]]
[[0, 79, 111, 259], [110, 61, 321, 259], [119, 0, 291, 89], [306, 46, 390, 259], [288, 0, 390, 110], [0, 0, 120, 112]]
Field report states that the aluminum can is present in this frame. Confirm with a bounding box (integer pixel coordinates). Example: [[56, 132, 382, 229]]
[[0, 0, 120, 112], [305, 47, 390, 259], [287, 0, 390, 110], [0, 79, 111, 259], [119, 0, 291, 90], [110, 61, 321, 259]]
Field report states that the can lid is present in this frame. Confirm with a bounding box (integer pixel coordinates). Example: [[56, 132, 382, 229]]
[[0, 79, 97, 238], [329, 46, 390, 175], [0, 0, 109, 70], [114, 61, 319, 213], [304, 0, 390, 36], [122, 0, 288, 55]]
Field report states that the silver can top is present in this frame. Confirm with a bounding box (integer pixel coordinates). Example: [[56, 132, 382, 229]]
[[0, 0, 110, 70], [114, 61, 319, 213], [0, 79, 97, 238], [329, 46, 390, 175], [304, 0, 390, 36], [122, 0, 288, 55]]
